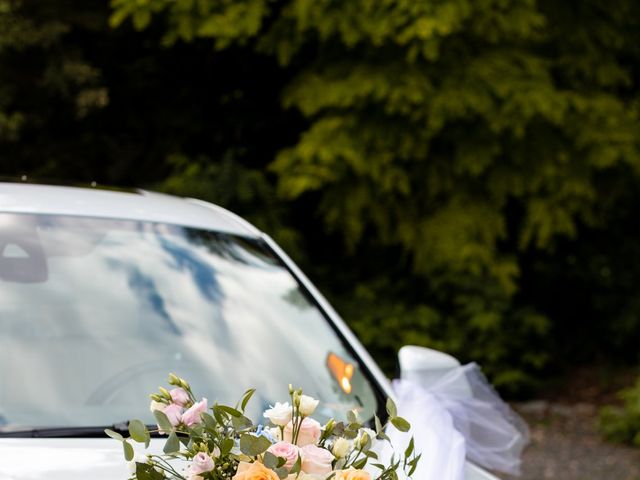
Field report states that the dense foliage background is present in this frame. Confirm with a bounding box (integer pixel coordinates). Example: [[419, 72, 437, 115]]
[[1, 0, 639, 395]]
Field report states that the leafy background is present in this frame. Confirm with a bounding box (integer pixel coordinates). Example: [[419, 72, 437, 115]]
[[1, 0, 640, 398]]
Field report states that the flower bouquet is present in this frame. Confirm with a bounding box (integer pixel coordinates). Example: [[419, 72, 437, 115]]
[[107, 373, 420, 480]]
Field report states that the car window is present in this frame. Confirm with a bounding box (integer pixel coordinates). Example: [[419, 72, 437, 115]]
[[0, 213, 378, 428]]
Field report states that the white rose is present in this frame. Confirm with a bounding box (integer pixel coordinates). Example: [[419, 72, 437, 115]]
[[149, 400, 165, 412], [331, 437, 351, 458], [299, 395, 319, 416], [263, 402, 292, 426]]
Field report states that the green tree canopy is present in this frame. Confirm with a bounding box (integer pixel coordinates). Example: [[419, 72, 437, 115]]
[[2, 0, 640, 392]]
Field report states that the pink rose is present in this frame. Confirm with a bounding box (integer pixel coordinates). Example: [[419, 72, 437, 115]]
[[163, 403, 184, 427], [190, 452, 215, 475], [283, 417, 322, 446], [182, 398, 208, 426], [170, 388, 190, 407], [267, 442, 300, 470], [300, 444, 334, 475]]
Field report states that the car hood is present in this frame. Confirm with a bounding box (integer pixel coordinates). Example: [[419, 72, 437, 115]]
[[0, 438, 164, 480]]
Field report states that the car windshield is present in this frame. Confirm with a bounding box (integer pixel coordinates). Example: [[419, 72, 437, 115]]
[[0, 213, 378, 430]]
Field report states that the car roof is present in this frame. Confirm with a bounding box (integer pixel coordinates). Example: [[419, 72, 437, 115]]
[[0, 182, 261, 238]]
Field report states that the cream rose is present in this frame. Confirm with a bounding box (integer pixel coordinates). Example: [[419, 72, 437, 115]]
[[283, 417, 322, 446], [263, 402, 292, 427], [331, 437, 351, 458], [298, 395, 319, 416], [300, 444, 334, 475]]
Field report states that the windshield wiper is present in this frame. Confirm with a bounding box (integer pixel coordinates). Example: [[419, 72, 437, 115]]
[[0, 421, 157, 438]]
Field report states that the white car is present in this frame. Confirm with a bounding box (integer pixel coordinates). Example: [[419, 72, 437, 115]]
[[0, 182, 497, 479]]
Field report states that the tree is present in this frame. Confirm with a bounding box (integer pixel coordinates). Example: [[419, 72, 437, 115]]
[[108, 0, 640, 390], [1, 0, 639, 392]]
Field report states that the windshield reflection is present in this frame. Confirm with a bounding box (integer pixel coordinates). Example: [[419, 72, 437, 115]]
[[0, 214, 377, 429]]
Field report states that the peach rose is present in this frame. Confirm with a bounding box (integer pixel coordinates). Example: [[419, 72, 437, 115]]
[[233, 461, 279, 480], [334, 469, 371, 480], [283, 417, 322, 446]]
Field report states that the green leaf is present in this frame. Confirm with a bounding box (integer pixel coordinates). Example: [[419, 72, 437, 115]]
[[231, 414, 253, 431], [136, 462, 165, 480], [164, 431, 180, 453], [374, 414, 383, 435], [128, 419, 149, 446], [408, 453, 422, 476], [391, 416, 410, 432], [201, 412, 217, 430], [240, 388, 256, 411], [239, 434, 272, 456], [275, 466, 289, 479], [153, 410, 173, 433], [386, 398, 397, 418], [123, 440, 134, 461], [404, 436, 415, 457], [217, 405, 243, 417], [346, 410, 357, 423], [353, 457, 368, 469], [104, 428, 123, 441], [220, 437, 235, 455], [263, 451, 278, 469], [290, 454, 302, 475]]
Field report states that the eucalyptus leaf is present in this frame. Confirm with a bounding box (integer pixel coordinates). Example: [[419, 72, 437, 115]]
[[374, 414, 383, 435], [128, 419, 149, 444], [231, 414, 253, 431], [275, 467, 289, 479], [153, 410, 173, 433], [137, 462, 165, 480], [201, 412, 217, 430], [391, 416, 410, 432], [220, 437, 235, 455], [239, 434, 271, 456], [346, 410, 357, 423], [263, 451, 278, 469], [123, 440, 134, 461], [290, 454, 302, 474], [386, 398, 397, 418], [104, 429, 123, 441], [163, 431, 180, 453]]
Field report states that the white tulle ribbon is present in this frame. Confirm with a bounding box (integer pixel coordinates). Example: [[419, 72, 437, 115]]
[[388, 363, 529, 478]]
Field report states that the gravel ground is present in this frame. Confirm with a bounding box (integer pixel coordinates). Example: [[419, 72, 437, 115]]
[[500, 401, 640, 480]]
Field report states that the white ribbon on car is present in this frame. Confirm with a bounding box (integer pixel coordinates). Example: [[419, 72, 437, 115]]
[[386, 356, 529, 479]]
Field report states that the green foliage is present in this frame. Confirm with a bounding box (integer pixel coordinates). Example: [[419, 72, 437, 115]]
[[2, 0, 640, 393], [600, 375, 640, 447]]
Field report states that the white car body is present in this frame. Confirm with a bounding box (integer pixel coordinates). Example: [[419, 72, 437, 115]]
[[0, 182, 497, 480]]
